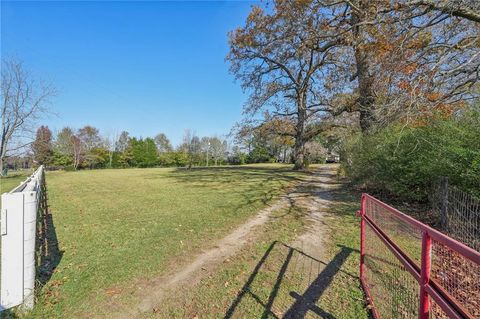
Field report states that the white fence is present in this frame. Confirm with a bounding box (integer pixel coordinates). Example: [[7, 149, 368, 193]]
[[0, 166, 45, 311]]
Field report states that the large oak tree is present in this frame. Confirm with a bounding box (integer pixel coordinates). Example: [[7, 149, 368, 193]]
[[227, 0, 341, 169]]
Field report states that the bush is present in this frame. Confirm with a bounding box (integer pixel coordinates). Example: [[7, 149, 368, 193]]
[[342, 108, 480, 201], [247, 146, 275, 163]]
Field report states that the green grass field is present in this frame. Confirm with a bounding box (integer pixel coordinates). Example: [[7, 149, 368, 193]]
[[2, 165, 311, 318], [0, 170, 34, 194], [0, 165, 372, 318]]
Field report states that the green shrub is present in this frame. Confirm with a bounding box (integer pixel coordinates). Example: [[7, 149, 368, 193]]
[[342, 108, 480, 201]]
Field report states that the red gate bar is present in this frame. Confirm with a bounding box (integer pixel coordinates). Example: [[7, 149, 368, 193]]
[[358, 193, 480, 319]]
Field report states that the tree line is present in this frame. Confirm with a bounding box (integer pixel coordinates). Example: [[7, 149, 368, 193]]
[[29, 126, 235, 170], [27, 123, 331, 170]]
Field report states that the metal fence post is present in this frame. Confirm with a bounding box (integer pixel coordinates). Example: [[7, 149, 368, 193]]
[[419, 231, 432, 319]]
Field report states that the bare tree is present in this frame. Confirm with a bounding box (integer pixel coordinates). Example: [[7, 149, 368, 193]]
[[154, 133, 173, 153], [55, 127, 82, 170], [104, 130, 118, 168], [204, 136, 227, 166], [182, 129, 201, 169], [115, 131, 130, 153], [1, 59, 54, 175]]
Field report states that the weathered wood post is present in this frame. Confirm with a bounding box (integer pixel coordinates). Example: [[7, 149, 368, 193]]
[[440, 177, 449, 231]]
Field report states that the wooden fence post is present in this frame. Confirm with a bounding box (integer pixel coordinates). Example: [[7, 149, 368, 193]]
[[440, 177, 449, 230]]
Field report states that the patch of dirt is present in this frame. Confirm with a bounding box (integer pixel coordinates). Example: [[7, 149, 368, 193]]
[[104, 165, 339, 319], [289, 166, 340, 260]]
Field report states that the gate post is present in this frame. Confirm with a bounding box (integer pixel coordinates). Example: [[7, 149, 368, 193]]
[[419, 231, 432, 319]]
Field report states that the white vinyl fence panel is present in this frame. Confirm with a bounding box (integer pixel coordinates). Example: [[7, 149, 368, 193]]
[[1, 166, 44, 311]]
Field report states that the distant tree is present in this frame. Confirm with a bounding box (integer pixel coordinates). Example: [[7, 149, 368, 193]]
[[248, 145, 273, 163], [143, 137, 158, 167], [55, 127, 74, 156], [78, 126, 101, 152], [85, 147, 109, 169], [32, 126, 53, 166], [154, 133, 173, 153], [115, 131, 130, 152], [232, 123, 254, 154], [54, 127, 82, 169], [118, 148, 134, 167], [104, 131, 118, 168], [228, 146, 247, 165], [1, 58, 55, 175], [208, 136, 228, 166], [71, 135, 82, 170], [76, 126, 103, 169], [181, 130, 202, 168], [129, 137, 158, 167], [233, 119, 295, 163]]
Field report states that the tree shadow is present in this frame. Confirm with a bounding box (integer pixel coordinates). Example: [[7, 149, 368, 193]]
[[161, 166, 312, 218], [224, 241, 357, 318], [35, 177, 63, 291]]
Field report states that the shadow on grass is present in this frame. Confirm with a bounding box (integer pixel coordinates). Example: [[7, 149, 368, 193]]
[[36, 178, 63, 292], [164, 166, 313, 217], [225, 241, 357, 319], [166, 166, 311, 186]]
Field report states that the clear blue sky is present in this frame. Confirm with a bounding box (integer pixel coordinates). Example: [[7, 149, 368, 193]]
[[1, 0, 256, 146]]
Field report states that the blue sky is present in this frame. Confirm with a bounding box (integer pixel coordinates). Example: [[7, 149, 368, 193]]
[[1, 0, 256, 146]]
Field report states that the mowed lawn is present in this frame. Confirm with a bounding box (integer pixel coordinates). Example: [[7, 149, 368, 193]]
[[0, 170, 34, 194], [2, 164, 310, 318]]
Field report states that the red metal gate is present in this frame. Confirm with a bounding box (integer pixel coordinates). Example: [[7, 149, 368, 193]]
[[358, 194, 480, 319]]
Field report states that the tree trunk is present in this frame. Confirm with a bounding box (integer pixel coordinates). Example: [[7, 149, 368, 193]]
[[293, 137, 305, 170], [0, 140, 6, 176], [293, 96, 307, 170], [351, 3, 377, 133], [0, 156, 4, 176]]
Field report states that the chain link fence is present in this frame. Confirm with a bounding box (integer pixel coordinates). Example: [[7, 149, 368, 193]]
[[431, 177, 480, 252]]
